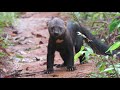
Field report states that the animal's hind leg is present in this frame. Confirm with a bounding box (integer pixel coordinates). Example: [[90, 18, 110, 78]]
[[75, 36, 86, 64], [55, 52, 67, 68]]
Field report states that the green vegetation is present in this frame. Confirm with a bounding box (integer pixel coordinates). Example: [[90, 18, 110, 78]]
[[0, 12, 19, 28], [71, 12, 120, 78], [0, 12, 20, 57]]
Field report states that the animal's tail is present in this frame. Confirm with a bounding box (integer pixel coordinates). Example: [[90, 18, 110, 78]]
[[75, 23, 120, 59]]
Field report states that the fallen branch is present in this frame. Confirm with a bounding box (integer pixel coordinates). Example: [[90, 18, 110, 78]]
[[0, 46, 10, 56], [92, 21, 108, 27], [4, 70, 23, 78]]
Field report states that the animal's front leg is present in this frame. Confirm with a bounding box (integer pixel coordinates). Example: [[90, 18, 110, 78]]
[[66, 46, 76, 71], [44, 42, 55, 74], [44, 53, 54, 74]]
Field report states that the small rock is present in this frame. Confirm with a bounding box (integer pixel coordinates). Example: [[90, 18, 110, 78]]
[[17, 50, 27, 55], [13, 57, 21, 63], [22, 58, 33, 63]]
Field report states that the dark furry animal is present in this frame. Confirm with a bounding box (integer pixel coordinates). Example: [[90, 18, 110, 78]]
[[45, 17, 120, 74], [45, 17, 85, 74], [75, 22, 120, 58]]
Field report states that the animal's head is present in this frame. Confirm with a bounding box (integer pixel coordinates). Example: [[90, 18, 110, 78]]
[[47, 17, 67, 38]]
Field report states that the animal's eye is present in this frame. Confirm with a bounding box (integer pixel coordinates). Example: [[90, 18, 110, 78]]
[[58, 27, 62, 30], [50, 27, 54, 32], [51, 27, 54, 30], [59, 27, 63, 32]]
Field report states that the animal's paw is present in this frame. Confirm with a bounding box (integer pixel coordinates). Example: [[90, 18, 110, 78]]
[[54, 63, 66, 68], [80, 60, 88, 64], [44, 69, 54, 74], [67, 66, 76, 71]]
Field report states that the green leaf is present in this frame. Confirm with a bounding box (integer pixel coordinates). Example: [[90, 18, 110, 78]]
[[0, 52, 6, 57], [97, 62, 106, 72], [92, 13, 99, 20], [117, 23, 120, 28], [116, 68, 120, 75], [91, 31, 97, 35], [112, 63, 120, 75], [109, 19, 120, 33], [99, 13, 104, 20], [106, 41, 120, 53], [115, 63, 120, 67], [0, 12, 18, 27], [101, 67, 114, 73], [80, 46, 85, 51], [86, 47, 94, 54], [74, 46, 85, 62], [16, 54, 24, 59]]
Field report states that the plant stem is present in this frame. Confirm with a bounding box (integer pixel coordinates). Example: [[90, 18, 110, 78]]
[[110, 58, 119, 78]]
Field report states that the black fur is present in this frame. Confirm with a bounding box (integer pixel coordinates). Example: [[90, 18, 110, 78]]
[[45, 18, 84, 74], [75, 23, 120, 58], [45, 17, 120, 74]]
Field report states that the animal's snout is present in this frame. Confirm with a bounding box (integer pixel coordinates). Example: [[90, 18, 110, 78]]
[[54, 32, 59, 36], [54, 30, 59, 36]]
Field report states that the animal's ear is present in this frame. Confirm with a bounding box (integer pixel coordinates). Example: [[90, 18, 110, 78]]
[[47, 17, 55, 26], [46, 21, 49, 27]]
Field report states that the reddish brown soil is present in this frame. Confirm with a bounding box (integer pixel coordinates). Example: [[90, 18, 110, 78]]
[[6, 12, 97, 78]]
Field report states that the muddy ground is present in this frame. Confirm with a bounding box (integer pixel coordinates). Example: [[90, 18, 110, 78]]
[[3, 12, 97, 78]]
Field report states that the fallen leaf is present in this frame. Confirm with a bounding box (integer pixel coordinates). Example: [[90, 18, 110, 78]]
[[31, 32, 36, 36], [4, 76, 12, 78], [26, 67, 29, 71], [0, 46, 10, 56], [12, 31, 18, 34], [43, 62, 47, 65], [11, 33, 17, 37], [36, 34, 42, 38], [52, 74, 59, 77], [39, 41, 44, 44], [35, 57, 40, 61]]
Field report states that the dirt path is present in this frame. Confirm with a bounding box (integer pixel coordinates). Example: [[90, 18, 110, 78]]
[[6, 12, 96, 78]]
